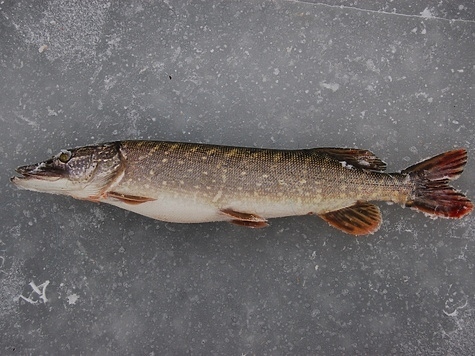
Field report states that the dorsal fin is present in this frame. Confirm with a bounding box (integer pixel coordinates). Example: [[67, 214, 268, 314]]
[[318, 202, 382, 235], [312, 148, 387, 171]]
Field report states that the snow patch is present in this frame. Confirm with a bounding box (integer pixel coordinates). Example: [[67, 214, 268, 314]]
[[339, 161, 354, 169], [420, 7, 435, 19], [319, 82, 340, 92], [67, 293, 79, 305]]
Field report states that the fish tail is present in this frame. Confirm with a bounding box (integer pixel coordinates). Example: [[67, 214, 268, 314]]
[[403, 149, 473, 218]]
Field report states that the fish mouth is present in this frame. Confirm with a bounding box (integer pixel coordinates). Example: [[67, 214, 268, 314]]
[[12, 163, 64, 182]]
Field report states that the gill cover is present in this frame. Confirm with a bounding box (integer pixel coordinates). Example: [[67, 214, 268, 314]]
[[11, 142, 124, 200]]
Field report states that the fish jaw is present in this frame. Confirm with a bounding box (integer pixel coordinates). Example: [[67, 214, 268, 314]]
[[11, 161, 76, 194], [11, 166, 103, 199]]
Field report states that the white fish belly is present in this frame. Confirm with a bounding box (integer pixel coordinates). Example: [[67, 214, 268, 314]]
[[101, 195, 229, 223]]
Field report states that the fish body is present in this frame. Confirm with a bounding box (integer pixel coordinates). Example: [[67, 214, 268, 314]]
[[11, 140, 473, 235]]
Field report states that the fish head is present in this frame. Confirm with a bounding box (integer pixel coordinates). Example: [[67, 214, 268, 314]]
[[11, 142, 123, 200]]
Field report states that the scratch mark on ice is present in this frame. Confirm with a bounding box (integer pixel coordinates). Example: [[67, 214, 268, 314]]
[[19, 280, 50, 304], [284, 0, 475, 24], [443, 300, 468, 317]]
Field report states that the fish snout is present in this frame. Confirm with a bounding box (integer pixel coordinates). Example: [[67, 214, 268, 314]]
[[13, 161, 65, 180]]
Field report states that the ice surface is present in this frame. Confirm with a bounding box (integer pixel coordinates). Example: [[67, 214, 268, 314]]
[[1, 0, 474, 354]]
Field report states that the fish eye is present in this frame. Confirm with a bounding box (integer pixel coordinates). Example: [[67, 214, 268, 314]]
[[58, 150, 72, 163]]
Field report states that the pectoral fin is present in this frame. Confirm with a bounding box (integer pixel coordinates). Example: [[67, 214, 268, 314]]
[[107, 191, 156, 205], [221, 208, 269, 229], [318, 202, 382, 235]]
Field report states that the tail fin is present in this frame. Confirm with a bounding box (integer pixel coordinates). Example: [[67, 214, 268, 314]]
[[403, 149, 473, 219]]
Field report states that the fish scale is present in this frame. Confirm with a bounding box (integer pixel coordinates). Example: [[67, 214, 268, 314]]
[[126, 143, 377, 206]]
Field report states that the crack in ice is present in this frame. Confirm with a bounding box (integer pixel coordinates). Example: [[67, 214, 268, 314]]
[[284, 0, 475, 24]]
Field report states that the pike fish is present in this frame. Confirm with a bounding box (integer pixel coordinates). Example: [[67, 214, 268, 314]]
[[11, 140, 473, 235]]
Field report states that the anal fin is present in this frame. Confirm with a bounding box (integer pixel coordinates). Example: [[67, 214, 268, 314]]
[[318, 202, 382, 236], [221, 208, 269, 229], [107, 191, 156, 205]]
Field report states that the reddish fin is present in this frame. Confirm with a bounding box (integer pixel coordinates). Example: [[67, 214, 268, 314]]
[[229, 220, 269, 229], [221, 208, 269, 229], [403, 149, 473, 218], [107, 191, 156, 205], [313, 148, 387, 171], [318, 202, 382, 236]]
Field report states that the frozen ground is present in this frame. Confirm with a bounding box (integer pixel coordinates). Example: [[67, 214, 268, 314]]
[[1, 0, 474, 354]]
